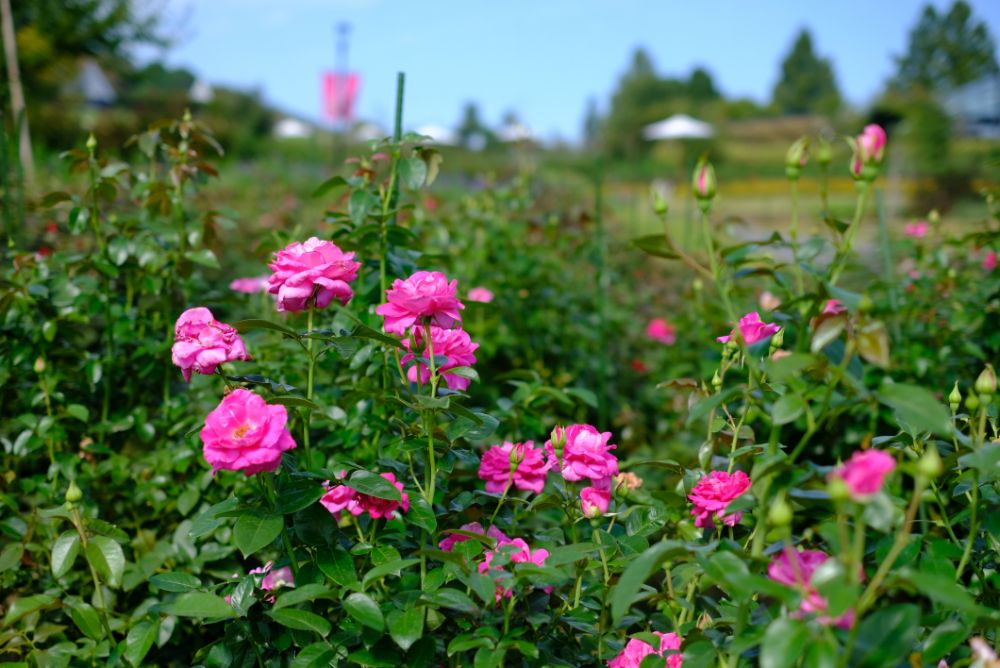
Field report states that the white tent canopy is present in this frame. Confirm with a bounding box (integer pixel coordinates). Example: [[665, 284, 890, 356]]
[[643, 114, 714, 140], [415, 124, 458, 146]]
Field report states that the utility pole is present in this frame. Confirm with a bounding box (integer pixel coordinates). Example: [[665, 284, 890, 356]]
[[0, 0, 34, 186], [331, 22, 351, 164]]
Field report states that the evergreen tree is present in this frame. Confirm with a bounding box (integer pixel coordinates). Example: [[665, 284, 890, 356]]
[[771, 29, 841, 115]]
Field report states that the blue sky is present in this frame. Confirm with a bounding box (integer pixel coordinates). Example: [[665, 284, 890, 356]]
[[145, 0, 1000, 141]]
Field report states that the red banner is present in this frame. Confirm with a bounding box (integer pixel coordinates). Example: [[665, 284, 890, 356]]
[[323, 72, 360, 122]]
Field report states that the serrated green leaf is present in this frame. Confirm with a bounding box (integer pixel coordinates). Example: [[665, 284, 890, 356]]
[[343, 592, 384, 631], [387, 607, 423, 651], [86, 535, 125, 588], [149, 572, 202, 593], [233, 512, 284, 558], [168, 591, 235, 618], [124, 619, 159, 666], [267, 608, 332, 636]]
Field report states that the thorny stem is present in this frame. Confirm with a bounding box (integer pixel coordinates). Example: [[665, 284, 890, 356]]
[[303, 307, 315, 465], [789, 178, 806, 299]]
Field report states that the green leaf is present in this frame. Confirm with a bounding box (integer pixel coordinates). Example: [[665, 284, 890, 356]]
[[275, 480, 327, 515], [610, 541, 687, 624], [2, 594, 56, 626], [631, 234, 679, 259], [771, 394, 806, 426], [167, 592, 235, 618], [852, 604, 920, 668], [362, 559, 420, 590], [686, 388, 740, 427], [270, 395, 322, 411], [810, 314, 847, 352], [423, 588, 478, 615], [877, 382, 953, 437], [856, 320, 890, 369], [189, 496, 240, 538], [760, 617, 809, 668], [897, 568, 984, 614], [266, 608, 332, 636], [0, 543, 23, 572], [233, 318, 300, 339], [185, 248, 220, 269], [922, 618, 969, 662], [272, 584, 334, 610], [124, 619, 159, 666], [959, 442, 1000, 479], [344, 471, 402, 502], [387, 607, 424, 651], [86, 535, 125, 588], [67, 601, 103, 640], [291, 642, 338, 668], [351, 324, 405, 349], [400, 157, 428, 189], [108, 236, 130, 266], [343, 592, 384, 631], [349, 189, 374, 225], [65, 404, 89, 422], [317, 548, 360, 590], [407, 496, 437, 533], [149, 572, 202, 593], [420, 148, 443, 186], [312, 175, 348, 198], [233, 512, 284, 558], [448, 633, 493, 655]]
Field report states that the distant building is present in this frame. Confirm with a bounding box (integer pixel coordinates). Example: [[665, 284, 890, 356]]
[[942, 75, 1000, 138], [273, 117, 315, 139]]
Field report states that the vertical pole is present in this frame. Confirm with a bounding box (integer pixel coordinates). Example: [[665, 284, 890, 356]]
[[0, 0, 33, 186]]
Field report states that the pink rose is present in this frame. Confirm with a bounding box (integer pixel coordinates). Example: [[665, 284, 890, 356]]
[[375, 270, 464, 335], [580, 483, 611, 517], [319, 472, 410, 521], [984, 249, 997, 272], [260, 566, 294, 592], [266, 237, 360, 312], [857, 124, 887, 164], [608, 633, 684, 668], [200, 389, 296, 475], [767, 548, 855, 629], [716, 312, 780, 345], [478, 441, 550, 494], [688, 470, 751, 529], [477, 536, 550, 601], [759, 291, 782, 312], [822, 299, 846, 315], [830, 449, 895, 500], [171, 307, 250, 382], [229, 276, 269, 294], [468, 287, 494, 303], [645, 318, 676, 345], [438, 522, 510, 552], [400, 326, 479, 391], [545, 424, 619, 482], [904, 221, 928, 238]]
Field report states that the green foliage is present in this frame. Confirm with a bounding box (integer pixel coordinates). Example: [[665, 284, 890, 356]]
[[771, 29, 841, 115]]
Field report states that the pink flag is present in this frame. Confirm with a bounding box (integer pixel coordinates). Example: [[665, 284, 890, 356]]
[[323, 72, 360, 122]]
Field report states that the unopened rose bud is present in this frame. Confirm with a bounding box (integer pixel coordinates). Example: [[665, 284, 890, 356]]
[[769, 329, 784, 351], [828, 476, 850, 503], [34, 357, 46, 374], [692, 278, 703, 293], [549, 426, 566, 460], [768, 497, 793, 527], [692, 159, 716, 208], [652, 187, 669, 216], [65, 481, 83, 504], [816, 136, 832, 166], [509, 443, 524, 470], [975, 364, 996, 399], [614, 472, 643, 499], [858, 295, 874, 313], [86, 133, 97, 152], [929, 209, 940, 227], [785, 137, 809, 180], [711, 370, 723, 391], [918, 446, 943, 479], [966, 393, 980, 412], [949, 382, 962, 413]]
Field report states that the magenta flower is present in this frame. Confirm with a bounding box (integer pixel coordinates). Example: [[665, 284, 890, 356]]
[[984, 249, 998, 272], [319, 472, 410, 521], [822, 299, 846, 315], [645, 318, 676, 345], [768, 548, 855, 629], [688, 470, 751, 528], [716, 312, 780, 345], [545, 424, 619, 483], [608, 632, 684, 668], [468, 287, 495, 303], [904, 221, 929, 238], [229, 276, 269, 294], [478, 441, 550, 494], [580, 483, 611, 518], [477, 536, 550, 602], [200, 389, 296, 476], [171, 307, 250, 382], [438, 522, 510, 552], [376, 270, 464, 335], [259, 565, 295, 592], [266, 237, 360, 312], [400, 326, 479, 391], [857, 124, 887, 164], [829, 449, 895, 500]]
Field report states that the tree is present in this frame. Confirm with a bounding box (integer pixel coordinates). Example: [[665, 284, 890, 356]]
[[688, 67, 720, 103], [582, 97, 601, 150], [771, 29, 841, 115], [892, 1, 999, 92], [456, 102, 495, 151]]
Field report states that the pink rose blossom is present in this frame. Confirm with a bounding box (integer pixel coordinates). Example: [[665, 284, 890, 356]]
[[200, 389, 296, 475], [580, 483, 611, 517], [438, 522, 510, 552], [171, 307, 250, 382], [375, 270, 464, 335], [477, 536, 550, 601], [608, 632, 684, 668], [229, 276, 269, 294], [759, 291, 782, 312], [400, 326, 479, 391], [858, 124, 887, 164], [260, 566, 295, 592], [645, 318, 676, 345], [468, 287, 494, 303], [716, 312, 780, 345], [822, 299, 846, 315], [266, 237, 360, 312], [319, 472, 410, 521], [768, 548, 855, 629], [830, 449, 895, 500], [478, 441, 550, 494], [904, 221, 929, 238], [545, 424, 619, 482], [688, 470, 751, 529], [984, 250, 998, 272]]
